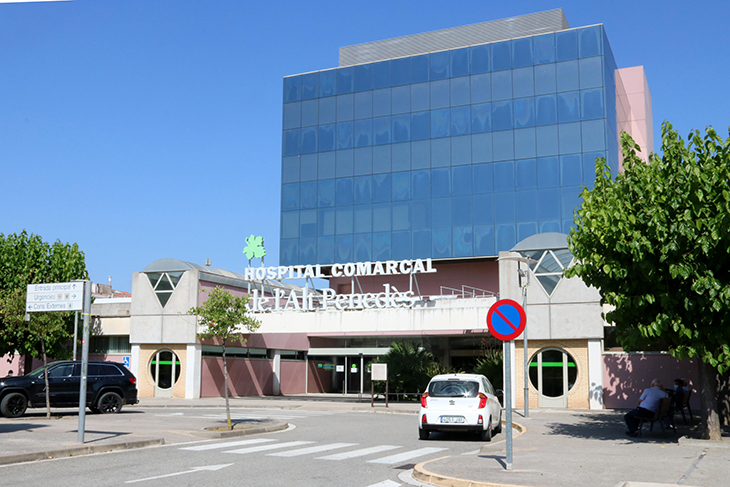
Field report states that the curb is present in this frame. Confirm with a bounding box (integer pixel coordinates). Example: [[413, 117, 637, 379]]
[[190, 419, 289, 439], [0, 438, 165, 466], [677, 435, 730, 449]]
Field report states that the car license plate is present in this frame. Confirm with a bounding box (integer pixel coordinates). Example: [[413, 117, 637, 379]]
[[440, 416, 465, 424]]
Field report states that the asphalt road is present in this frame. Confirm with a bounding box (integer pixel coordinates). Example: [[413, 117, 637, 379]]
[[0, 406, 491, 487]]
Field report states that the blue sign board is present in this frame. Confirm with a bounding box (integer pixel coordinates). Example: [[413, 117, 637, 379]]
[[487, 299, 526, 341]]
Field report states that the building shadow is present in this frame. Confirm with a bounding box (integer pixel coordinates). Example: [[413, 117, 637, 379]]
[[0, 422, 49, 434]]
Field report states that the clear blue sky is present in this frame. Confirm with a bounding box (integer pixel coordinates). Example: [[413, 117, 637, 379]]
[[1, 0, 728, 292]]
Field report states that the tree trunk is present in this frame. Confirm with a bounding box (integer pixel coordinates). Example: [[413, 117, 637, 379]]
[[22, 352, 34, 375], [698, 360, 721, 440], [222, 339, 231, 430], [41, 336, 50, 419]]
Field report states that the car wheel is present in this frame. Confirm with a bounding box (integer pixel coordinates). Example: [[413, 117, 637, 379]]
[[419, 428, 430, 440], [1, 393, 28, 418], [481, 419, 492, 442], [494, 412, 503, 434], [97, 392, 123, 414]]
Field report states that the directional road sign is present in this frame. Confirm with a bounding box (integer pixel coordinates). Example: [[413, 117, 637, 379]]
[[26, 281, 84, 312], [487, 299, 526, 341]]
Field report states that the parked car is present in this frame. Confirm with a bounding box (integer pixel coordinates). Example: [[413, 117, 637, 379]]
[[0, 361, 138, 418], [418, 373, 502, 441]]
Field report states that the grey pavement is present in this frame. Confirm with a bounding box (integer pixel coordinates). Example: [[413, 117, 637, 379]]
[[1, 395, 729, 487]]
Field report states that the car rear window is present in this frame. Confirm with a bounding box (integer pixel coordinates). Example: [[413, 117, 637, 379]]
[[429, 380, 479, 398], [89, 364, 123, 376]]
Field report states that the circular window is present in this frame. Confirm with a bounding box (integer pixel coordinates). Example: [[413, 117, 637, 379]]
[[528, 349, 577, 397], [149, 350, 181, 390]]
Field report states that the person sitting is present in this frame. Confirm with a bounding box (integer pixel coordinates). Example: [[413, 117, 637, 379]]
[[673, 378, 688, 406], [624, 379, 668, 437]]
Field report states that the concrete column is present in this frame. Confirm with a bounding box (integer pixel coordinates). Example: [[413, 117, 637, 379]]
[[272, 350, 281, 395], [185, 343, 202, 399], [131, 344, 141, 381], [588, 339, 604, 409]]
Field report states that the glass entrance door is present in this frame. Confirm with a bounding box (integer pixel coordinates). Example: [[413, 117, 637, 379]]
[[150, 350, 181, 398], [529, 349, 577, 408]]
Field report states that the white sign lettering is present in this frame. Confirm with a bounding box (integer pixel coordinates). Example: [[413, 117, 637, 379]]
[[243, 258, 436, 282]]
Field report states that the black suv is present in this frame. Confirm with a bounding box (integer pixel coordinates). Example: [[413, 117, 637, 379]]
[[0, 361, 138, 418]]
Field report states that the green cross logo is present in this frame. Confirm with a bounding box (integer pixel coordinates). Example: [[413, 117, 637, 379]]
[[243, 235, 266, 260]]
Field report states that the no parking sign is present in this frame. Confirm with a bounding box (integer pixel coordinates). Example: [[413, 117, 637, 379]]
[[487, 299, 526, 341]]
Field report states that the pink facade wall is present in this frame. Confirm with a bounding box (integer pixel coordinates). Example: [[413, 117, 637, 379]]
[[308, 360, 333, 393], [280, 360, 306, 394], [616, 66, 654, 168], [603, 353, 699, 411], [201, 357, 274, 397]]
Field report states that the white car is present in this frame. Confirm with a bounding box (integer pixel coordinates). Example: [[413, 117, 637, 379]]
[[418, 373, 502, 441]]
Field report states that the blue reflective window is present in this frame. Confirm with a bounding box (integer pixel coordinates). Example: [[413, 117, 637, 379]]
[[318, 152, 336, 179], [494, 161, 515, 192], [562, 185, 581, 219], [431, 138, 451, 167], [473, 163, 494, 193], [539, 188, 561, 220], [512, 38, 533, 68], [317, 236, 335, 263], [558, 91, 580, 122], [559, 122, 582, 154], [392, 231, 411, 260], [283, 102, 301, 129], [474, 225, 495, 255], [284, 76, 301, 103], [337, 122, 353, 149], [452, 136, 471, 166], [373, 61, 391, 89], [515, 190, 538, 221], [354, 91, 373, 120], [493, 130, 514, 161], [372, 145, 391, 173], [535, 64, 557, 95], [474, 193, 494, 224], [411, 111, 431, 140], [471, 73, 491, 103], [514, 128, 536, 160], [301, 126, 317, 153], [302, 73, 318, 100], [336, 235, 353, 262], [373, 173, 391, 202], [450, 76, 470, 106], [392, 142, 410, 172], [319, 97, 336, 124], [536, 125, 559, 157], [534, 34, 555, 64], [579, 26, 602, 58], [453, 226, 473, 257], [412, 199, 431, 229], [373, 89, 391, 117], [453, 195, 472, 226], [451, 106, 470, 135], [283, 129, 300, 156], [473, 133, 493, 163], [431, 109, 450, 138], [541, 220, 561, 234], [430, 80, 450, 109], [582, 120, 606, 151], [581, 88, 604, 120], [336, 206, 353, 234], [319, 124, 335, 152], [432, 167, 451, 197], [516, 158, 537, 190], [392, 86, 410, 114], [392, 57, 410, 86], [318, 208, 335, 235], [336, 67, 354, 95], [301, 100, 318, 126], [412, 170, 430, 199], [354, 175, 372, 204], [472, 103, 492, 133], [518, 222, 538, 242], [281, 212, 298, 238], [451, 48, 469, 77], [335, 178, 353, 206], [556, 30, 578, 61], [430, 51, 449, 80], [470, 44, 490, 74], [336, 149, 353, 177], [299, 237, 316, 265], [354, 120, 372, 147], [300, 181, 317, 209], [354, 234, 372, 261], [319, 70, 335, 97], [392, 201, 411, 230], [337, 94, 354, 121], [282, 156, 300, 183], [492, 101, 513, 131], [491, 70, 512, 101], [561, 154, 582, 186], [300, 210, 317, 238], [411, 140, 430, 169], [496, 223, 516, 250], [317, 179, 335, 208], [354, 205, 372, 233], [513, 67, 534, 98], [282, 183, 299, 210], [373, 232, 391, 260], [301, 154, 317, 181], [432, 197, 451, 227], [514, 97, 535, 128], [373, 117, 391, 145], [411, 83, 430, 111], [373, 203, 391, 232], [354, 147, 372, 175], [557, 60, 579, 92], [536, 95, 557, 125], [392, 171, 410, 200], [392, 114, 411, 143], [432, 228, 452, 258], [412, 229, 431, 259], [411, 54, 429, 83], [492, 41, 511, 71], [579, 57, 603, 89], [495, 194, 515, 223], [354, 64, 373, 92], [537, 156, 560, 188]]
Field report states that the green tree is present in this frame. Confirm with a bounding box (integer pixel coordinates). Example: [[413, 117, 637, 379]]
[[565, 123, 730, 440], [188, 286, 260, 429], [376, 342, 435, 398], [474, 347, 503, 390]]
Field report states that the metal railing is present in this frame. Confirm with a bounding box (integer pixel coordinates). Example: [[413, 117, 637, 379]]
[[439, 285, 497, 299]]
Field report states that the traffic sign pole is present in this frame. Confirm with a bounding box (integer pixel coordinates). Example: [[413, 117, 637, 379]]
[[78, 281, 91, 443], [505, 340, 513, 470]]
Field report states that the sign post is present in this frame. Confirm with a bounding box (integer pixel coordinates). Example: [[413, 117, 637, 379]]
[[487, 299, 527, 471]]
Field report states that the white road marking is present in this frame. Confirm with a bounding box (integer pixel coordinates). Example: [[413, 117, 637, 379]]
[[317, 445, 401, 461], [367, 447, 448, 465], [180, 438, 275, 451], [268, 443, 357, 457], [224, 440, 313, 454], [365, 480, 401, 487], [125, 464, 233, 483]]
